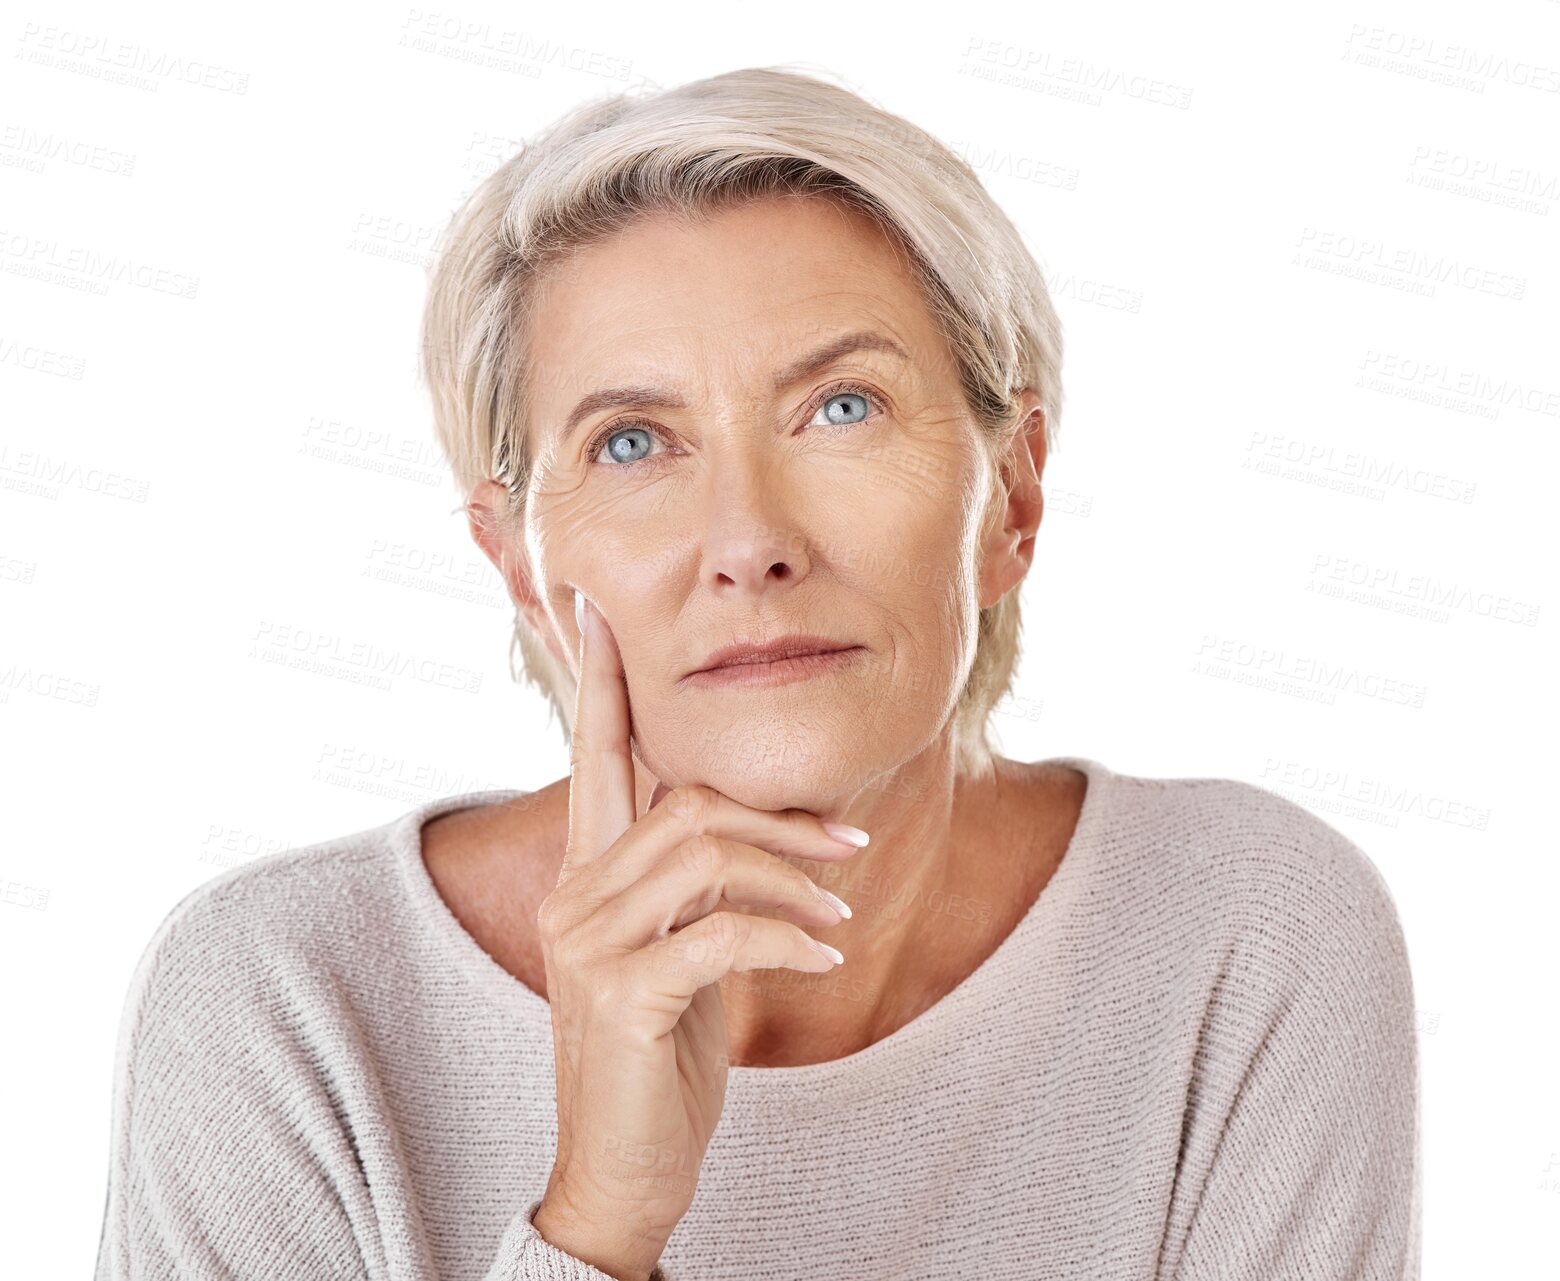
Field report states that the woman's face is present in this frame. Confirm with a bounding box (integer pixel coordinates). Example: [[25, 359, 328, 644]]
[[501, 194, 1040, 811]]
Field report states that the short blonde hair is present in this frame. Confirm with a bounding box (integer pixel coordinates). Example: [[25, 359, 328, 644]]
[[419, 65, 1065, 779]]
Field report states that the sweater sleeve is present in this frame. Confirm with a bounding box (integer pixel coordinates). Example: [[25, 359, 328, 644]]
[[487, 1202, 671, 1281], [1170, 839, 1422, 1281], [92, 908, 674, 1281]]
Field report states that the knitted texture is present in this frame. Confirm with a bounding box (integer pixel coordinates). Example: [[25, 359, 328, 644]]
[[93, 756, 1421, 1279]]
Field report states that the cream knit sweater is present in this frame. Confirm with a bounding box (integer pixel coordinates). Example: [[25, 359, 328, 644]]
[[93, 756, 1422, 1279]]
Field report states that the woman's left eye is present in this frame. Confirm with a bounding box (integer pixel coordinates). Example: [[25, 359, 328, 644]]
[[808, 386, 878, 431]]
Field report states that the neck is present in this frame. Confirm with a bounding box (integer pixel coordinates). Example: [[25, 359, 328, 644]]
[[530, 739, 1072, 1070], [643, 736, 1032, 1069]]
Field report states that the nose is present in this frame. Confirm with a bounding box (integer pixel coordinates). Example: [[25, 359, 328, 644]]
[[696, 450, 812, 599]]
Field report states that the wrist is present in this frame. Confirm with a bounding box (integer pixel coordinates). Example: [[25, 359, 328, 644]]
[[531, 1195, 670, 1281]]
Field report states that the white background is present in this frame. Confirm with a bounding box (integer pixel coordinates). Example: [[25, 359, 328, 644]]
[[2, 0, 1556, 1275]]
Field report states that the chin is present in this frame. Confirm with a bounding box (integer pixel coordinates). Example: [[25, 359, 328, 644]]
[[637, 718, 890, 815]]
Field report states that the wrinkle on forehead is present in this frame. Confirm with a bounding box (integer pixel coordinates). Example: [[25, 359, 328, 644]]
[[518, 198, 966, 461]]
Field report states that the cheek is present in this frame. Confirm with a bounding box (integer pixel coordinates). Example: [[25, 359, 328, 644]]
[[530, 503, 690, 648], [895, 481, 986, 675], [808, 483, 975, 687], [838, 469, 977, 599], [532, 486, 635, 579]]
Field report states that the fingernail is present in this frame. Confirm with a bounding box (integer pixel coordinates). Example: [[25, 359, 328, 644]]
[[809, 938, 845, 965], [822, 822, 870, 847], [574, 588, 587, 636], [810, 883, 852, 919]]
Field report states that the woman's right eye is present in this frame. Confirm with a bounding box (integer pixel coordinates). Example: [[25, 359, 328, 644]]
[[590, 423, 662, 467]]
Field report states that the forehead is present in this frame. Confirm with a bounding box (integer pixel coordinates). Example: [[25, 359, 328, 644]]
[[523, 196, 945, 412]]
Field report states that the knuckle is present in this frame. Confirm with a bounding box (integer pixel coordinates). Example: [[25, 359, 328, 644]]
[[677, 832, 728, 879], [786, 805, 822, 843], [566, 737, 596, 776], [534, 892, 569, 942], [664, 783, 718, 828], [699, 909, 745, 957], [785, 865, 820, 906]]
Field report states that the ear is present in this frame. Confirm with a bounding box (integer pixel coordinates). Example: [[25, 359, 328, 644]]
[[976, 390, 1048, 611], [465, 479, 569, 666]]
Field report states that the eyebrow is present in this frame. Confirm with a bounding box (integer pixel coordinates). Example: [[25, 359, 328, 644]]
[[557, 330, 912, 442]]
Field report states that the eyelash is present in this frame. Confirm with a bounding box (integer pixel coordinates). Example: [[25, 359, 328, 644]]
[[584, 380, 887, 470]]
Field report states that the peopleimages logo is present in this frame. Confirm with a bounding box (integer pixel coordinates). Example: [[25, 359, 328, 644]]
[[0, 227, 200, 299], [249, 620, 486, 695], [14, 24, 251, 94]]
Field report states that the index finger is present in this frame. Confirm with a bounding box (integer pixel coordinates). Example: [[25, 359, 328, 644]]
[[564, 588, 637, 870]]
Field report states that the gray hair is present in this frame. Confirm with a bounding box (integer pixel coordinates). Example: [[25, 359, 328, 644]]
[[419, 64, 1065, 779]]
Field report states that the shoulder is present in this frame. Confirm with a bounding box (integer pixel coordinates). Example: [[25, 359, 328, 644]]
[[96, 813, 419, 1196], [117, 785, 561, 1048], [1132, 780, 1423, 1274], [1106, 765, 1398, 909], [1100, 766, 1412, 988], [113, 815, 403, 1037], [95, 809, 465, 1275]]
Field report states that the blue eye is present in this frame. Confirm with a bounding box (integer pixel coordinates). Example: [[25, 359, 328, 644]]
[[595, 425, 658, 466], [586, 380, 884, 468], [812, 390, 872, 429]]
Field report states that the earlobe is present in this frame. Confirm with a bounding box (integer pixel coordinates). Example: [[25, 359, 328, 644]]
[[977, 398, 1048, 610], [465, 479, 568, 666], [464, 481, 510, 573]]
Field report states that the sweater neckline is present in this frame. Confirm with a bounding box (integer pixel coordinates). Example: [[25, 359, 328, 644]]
[[391, 755, 1116, 1084]]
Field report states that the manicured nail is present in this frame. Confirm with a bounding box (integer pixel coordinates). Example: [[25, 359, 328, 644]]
[[822, 822, 870, 847], [810, 884, 852, 919], [574, 589, 587, 635], [809, 938, 845, 965]]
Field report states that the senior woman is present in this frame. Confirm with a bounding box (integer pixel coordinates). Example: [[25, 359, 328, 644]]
[[94, 67, 1420, 1281]]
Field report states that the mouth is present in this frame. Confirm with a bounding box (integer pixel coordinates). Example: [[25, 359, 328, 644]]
[[683, 635, 865, 689], [690, 634, 861, 676]]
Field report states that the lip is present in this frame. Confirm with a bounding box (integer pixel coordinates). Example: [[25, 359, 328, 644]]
[[689, 634, 860, 677], [684, 646, 864, 690]]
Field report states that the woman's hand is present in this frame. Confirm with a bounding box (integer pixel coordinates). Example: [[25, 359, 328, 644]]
[[530, 593, 864, 1281]]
